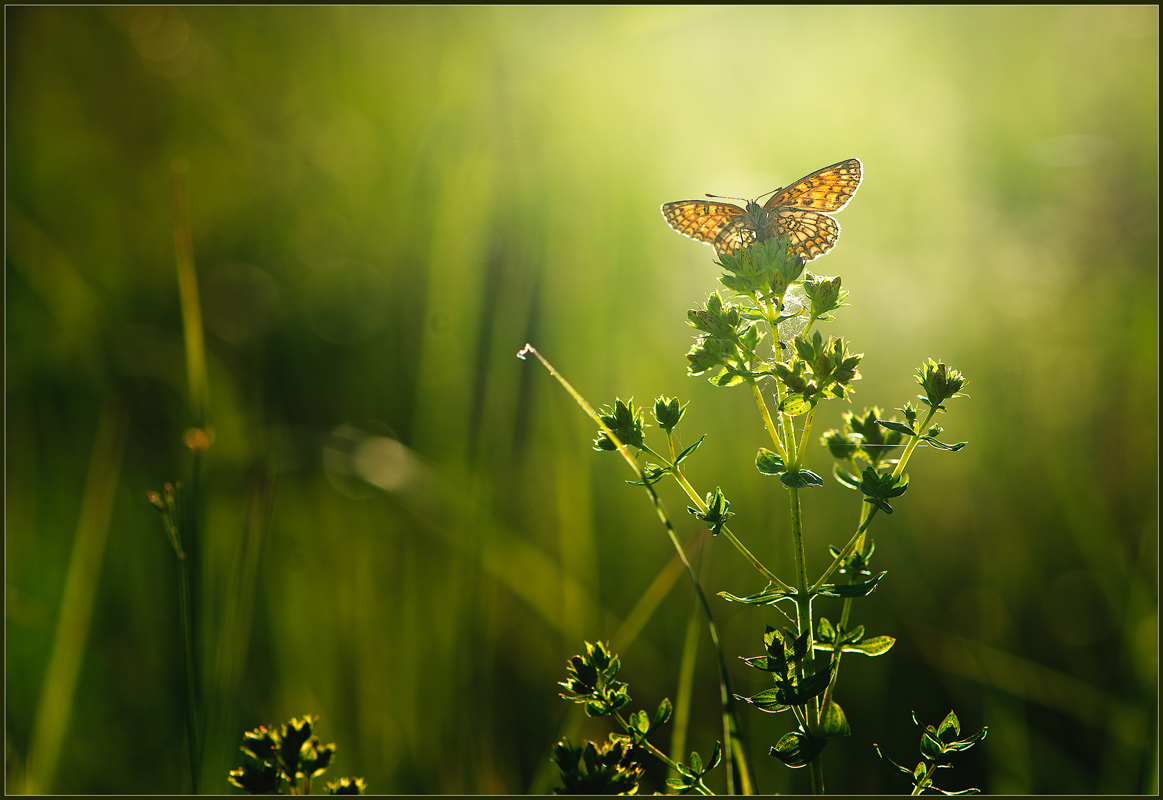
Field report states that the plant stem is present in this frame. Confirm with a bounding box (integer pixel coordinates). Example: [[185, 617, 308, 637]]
[[749, 379, 786, 460], [521, 345, 753, 794], [615, 713, 713, 795], [665, 463, 789, 590]]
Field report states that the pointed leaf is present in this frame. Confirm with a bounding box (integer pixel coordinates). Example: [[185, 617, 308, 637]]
[[922, 436, 966, 451], [708, 740, 723, 770], [770, 731, 824, 768], [689, 750, 703, 774], [873, 743, 914, 776], [938, 710, 961, 738], [653, 697, 673, 729], [878, 419, 917, 436], [779, 393, 814, 416], [817, 571, 887, 598], [756, 447, 787, 476], [781, 469, 824, 489], [821, 701, 852, 738], [735, 687, 791, 713], [718, 583, 797, 606], [675, 435, 707, 465]]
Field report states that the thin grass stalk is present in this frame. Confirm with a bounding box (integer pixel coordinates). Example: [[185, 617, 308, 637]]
[[24, 398, 128, 794], [172, 157, 211, 792], [519, 344, 754, 794]]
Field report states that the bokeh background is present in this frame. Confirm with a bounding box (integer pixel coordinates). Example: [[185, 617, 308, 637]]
[[5, 6, 1157, 795]]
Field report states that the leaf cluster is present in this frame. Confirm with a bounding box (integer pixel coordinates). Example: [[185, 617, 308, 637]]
[[552, 736, 645, 795], [228, 715, 364, 795], [875, 710, 988, 795], [665, 742, 723, 795], [558, 640, 632, 718]]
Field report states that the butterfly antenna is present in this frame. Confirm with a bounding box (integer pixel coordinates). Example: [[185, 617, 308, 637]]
[[756, 186, 783, 202], [704, 192, 746, 201]]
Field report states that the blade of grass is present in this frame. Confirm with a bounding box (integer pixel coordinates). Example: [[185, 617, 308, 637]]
[[24, 398, 128, 794], [172, 156, 211, 792]]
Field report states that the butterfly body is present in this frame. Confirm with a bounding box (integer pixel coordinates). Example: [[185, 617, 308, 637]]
[[661, 158, 862, 261]]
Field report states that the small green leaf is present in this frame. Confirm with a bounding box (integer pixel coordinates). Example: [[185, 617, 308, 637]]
[[938, 710, 961, 738], [756, 447, 787, 475], [718, 582, 796, 606], [779, 393, 815, 416], [708, 741, 723, 770], [922, 435, 967, 451], [627, 463, 667, 486], [780, 469, 823, 489], [877, 419, 916, 436], [653, 698, 673, 729], [832, 463, 862, 489], [770, 731, 824, 768], [945, 726, 988, 751], [821, 701, 852, 738], [782, 667, 832, 705], [674, 435, 706, 464], [817, 571, 887, 599], [873, 743, 914, 776], [920, 730, 943, 760], [688, 750, 703, 774], [817, 617, 836, 641], [844, 635, 896, 656], [735, 687, 791, 713]]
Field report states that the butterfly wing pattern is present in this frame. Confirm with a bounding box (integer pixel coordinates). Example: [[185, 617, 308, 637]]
[[661, 158, 862, 261]]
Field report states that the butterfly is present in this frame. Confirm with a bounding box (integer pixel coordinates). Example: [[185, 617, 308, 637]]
[[661, 158, 862, 261]]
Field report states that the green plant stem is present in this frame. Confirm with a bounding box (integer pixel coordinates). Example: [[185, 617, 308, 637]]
[[760, 292, 827, 794], [661, 458, 789, 590], [787, 488, 824, 794], [520, 344, 753, 794], [820, 501, 874, 714], [181, 461, 203, 794], [614, 712, 713, 795], [669, 608, 701, 784], [892, 406, 940, 479], [911, 762, 938, 796], [811, 510, 877, 591], [748, 379, 786, 459]]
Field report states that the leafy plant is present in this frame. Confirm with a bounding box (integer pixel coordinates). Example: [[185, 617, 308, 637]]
[[228, 715, 365, 795], [555, 641, 717, 795], [524, 160, 980, 794], [874, 710, 988, 795]]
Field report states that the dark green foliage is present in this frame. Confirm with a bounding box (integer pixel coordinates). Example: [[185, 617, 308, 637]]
[[552, 737, 644, 795], [666, 741, 723, 794], [228, 715, 363, 795], [859, 467, 909, 514], [717, 235, 805, 298], [593, 398, 647, 451], [802, 272, 847, 321], [653, 396, 688, 432], [558, 641, 632, 718], [915, 359, 969, 412], [875, 710, 988, 795], [687, 486, 733, 535]]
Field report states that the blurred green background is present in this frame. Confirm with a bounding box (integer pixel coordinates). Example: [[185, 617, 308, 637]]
[[5, 6, 1157, 795]]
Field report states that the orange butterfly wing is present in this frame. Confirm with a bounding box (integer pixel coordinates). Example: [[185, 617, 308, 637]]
[[764, 158, 862, 214], [661, 199, 752, 255]]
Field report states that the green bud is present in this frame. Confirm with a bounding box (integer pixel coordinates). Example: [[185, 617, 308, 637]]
[[593, 398, 646, 451], [916, 359, 969, 411], [803, 272, 848, 320], [653, 396, 687, 432]]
